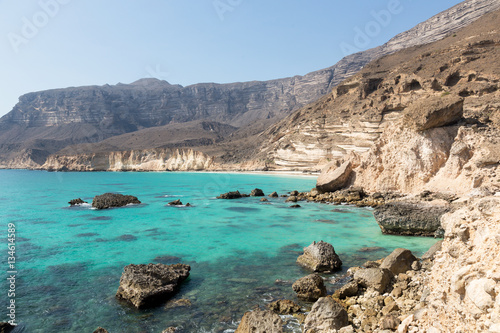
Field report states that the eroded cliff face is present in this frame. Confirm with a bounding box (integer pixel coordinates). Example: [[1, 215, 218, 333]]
[[42, 148, 216, 172], [260, 7, 500, 172]]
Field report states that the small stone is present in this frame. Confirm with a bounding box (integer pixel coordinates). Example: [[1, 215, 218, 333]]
[[286, 196, 298, 202], [391, 286, 403, 298], [380, 314, 401, 330], [269, 191, 279, 197], [235, 309, 283, 333], [292, 274, 327, 302], [380, 248, 417, 275], [290, 204, 301, 208], [260, 198, 268, 202], [168, 199, 183, 206], [334, 281, 358, 299], [268, 299, 301, 315]]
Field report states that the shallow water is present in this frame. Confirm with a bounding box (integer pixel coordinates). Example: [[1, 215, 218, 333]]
[[0, 170, 438, 332]]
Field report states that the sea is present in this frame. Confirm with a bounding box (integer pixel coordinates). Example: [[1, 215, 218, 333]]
[[0, 170, 438, 333]]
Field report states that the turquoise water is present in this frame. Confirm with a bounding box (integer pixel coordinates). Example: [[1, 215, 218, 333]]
[[0, 170, 437, 332]]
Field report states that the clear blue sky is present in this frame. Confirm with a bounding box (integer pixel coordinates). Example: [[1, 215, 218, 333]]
[[0, 0, 463, 117]]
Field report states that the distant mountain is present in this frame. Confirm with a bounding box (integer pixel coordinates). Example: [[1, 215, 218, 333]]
[[2, 0, 499, 169]]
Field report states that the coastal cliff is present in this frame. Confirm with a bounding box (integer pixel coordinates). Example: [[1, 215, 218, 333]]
[[42, 148, 216, 171]]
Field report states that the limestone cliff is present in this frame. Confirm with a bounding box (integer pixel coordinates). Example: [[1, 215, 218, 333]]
[[42, 148, 216, 172]]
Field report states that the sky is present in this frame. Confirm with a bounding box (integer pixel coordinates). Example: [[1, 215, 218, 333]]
[[0, 0, 464, 117]]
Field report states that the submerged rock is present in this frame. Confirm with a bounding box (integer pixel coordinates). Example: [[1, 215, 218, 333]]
[[116, 263, 190, 309], [303, 296, 349, 332], [268, 299, 301, 315], [250, 188, 265, 196], [289, 204, 301, 208], [297, 241, 342, 273], [68, 198, 87, 206], [92, 193, 141, 210], [235, 309, 283, 333], [217, 191, 243, 199], [373, 200, 449, 237], [93, 328, 108, 333], [292, 274, 327, 302]]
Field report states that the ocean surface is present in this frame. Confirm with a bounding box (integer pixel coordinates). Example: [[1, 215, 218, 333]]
[[0, 170, 438, 332]]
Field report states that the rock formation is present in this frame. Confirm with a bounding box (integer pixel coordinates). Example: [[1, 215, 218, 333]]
[[68, 198, 87, 206], [116, 263, 190, 309], [92, 193, 141, 210], [292, 274, 327, 302], [234, 309, 283, 333], [303, 296, 349, 332], [268, 300, 301, 315], [217, 191, 243, 199], [297, 240, 342, 273]]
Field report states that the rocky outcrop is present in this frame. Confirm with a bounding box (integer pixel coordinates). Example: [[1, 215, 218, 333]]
[[92, 193, 141, 210], [115, 263, 190, 309], [297, 241, 342, 273], [250, 188, 265, 197], [303, 296, 349, 332], [402, 95, 464, 131], [42, 148, 215, 171], [235, 309, 283, 333], [292, 274, 327, 302], [268, 300, 301, 315], [316, 161, 353, 193], [68, 198, 87, 206], [167, 199, 183, 206], [415, 196, 500, 332], [217, 191, 243, 199], [373, 200, 449, 236]]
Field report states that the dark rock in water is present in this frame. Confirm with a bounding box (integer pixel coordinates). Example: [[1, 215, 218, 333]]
[[269, 191, 279, 197], [116, 263, 190, 309], [185, 203, 191, 207], [235, 309, 283, 333], [93, 328, 109, 333], [164, 298, 192, 309], [250, 188, 265, 196], [422, 240, 443, 260], [154, 255, 182, 264], [297, 241, 342, 273], [0, 322, 15, 333], [380, 248, 417, 275], [217, 191, 242, 199], [280, 194, 288, 197], [92, 193, 141, 210], [260, 198, 268, 202], [268, 299, 301, 315], [162, 327, 179, 333], [303, 296, 349, 331], [290, 190, 299, 196], [285, 196, 298, 203], [373, 200, 449, 237], [358, 246, 385, 252], [292, 274, 327, 302], [69, 198, 87, 206], [289, 204, 301, 208], [168, 199, 183, 206], [117, 234, 138, 242]]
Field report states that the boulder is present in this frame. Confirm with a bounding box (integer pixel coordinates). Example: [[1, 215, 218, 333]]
[[168, 199, 183, 206], [403, 94, 463, 131], [269, 191, 279, 197], [290, 190, 299, 196], [354, 268, 392, 293], [303, 296, 349, 332], [285, 196, 298, 202], [250, 188, 265, 196], [297, 241, 342, 273], [268, 299, 301, 315], [421, 240, 443, 260], [235, 309, 283, 333], [92, 193, 141, 210], [380, 248, 417, 275], [260, 198, 268, 202], [217, 191, 242, 199], [292, 274, 327, 302], [93, 328, 109, 333], [373, 200, 449, 237], [334, 281, 359, 299], [69, 198, 87, 206], [316, 161, 352, 193], [116, 263, 190, 309]]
